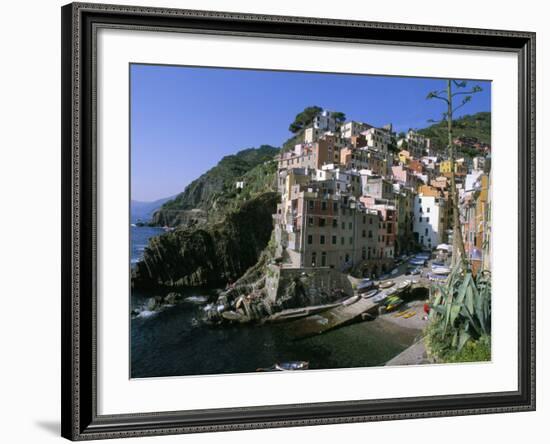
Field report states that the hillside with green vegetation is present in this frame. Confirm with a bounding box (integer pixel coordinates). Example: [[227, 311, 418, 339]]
[[417, 111, 491, 154], [151, 145, 279, 226]]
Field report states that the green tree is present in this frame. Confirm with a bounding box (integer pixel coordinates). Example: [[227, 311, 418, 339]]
[[288, 106, 322, 133], [332, 111, 346, 123]]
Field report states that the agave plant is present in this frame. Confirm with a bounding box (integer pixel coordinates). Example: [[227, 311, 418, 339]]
[[428, 261, 491, 352]]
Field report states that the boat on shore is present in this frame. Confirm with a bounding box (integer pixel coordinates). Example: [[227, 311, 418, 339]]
[[342, 295, 360, 306], [361, 289, 379, 299], [396, 280, 411, 291], [379, 280, 395, 289]]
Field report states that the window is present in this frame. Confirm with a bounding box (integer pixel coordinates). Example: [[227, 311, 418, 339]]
[[333, 202, 338, 211], [341, 237, 345, 245], [332, 218, 338, 228], [311, 252, 317, 267], [362, 247, 366, 260], [320, 235, 326, 245], [425, 228, 428, 236], [308, 216, 314, 226], [321, 252, 327, 267], [362, 230, 366, 238], [419, 217, 422, 222], [427, 207, 430, 213], [319, 218, 326, 227], [363, 215, 366, 224], [349, 237, 353, 245], [308, 235, 313, 245], [332, 235, 337, 245], [349, 222, 353, 230], [321, 201, 327, 210], [341, 222, 345, 230], [308, 200, 314, 210], [368, 230, 373, 239]]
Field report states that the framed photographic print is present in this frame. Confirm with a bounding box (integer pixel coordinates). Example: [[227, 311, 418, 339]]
[[61, 2, 536, 440]]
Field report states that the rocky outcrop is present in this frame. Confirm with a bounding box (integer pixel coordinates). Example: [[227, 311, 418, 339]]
[[132, 192, 279, 290], [150, 208, 207, 228]]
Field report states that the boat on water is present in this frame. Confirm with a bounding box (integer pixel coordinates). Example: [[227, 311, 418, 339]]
[[256, 361, 309, 372], [432, 267, 451, 275], [373, 292, 387, 303], [379, 280, 395, 289]]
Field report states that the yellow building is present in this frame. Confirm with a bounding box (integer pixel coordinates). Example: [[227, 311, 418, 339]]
[[398, 150, 411, 164], [439, 160, 452, 174], [439, 158, 467, 176]]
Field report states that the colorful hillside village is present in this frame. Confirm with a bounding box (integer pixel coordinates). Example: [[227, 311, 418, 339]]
[[273, 109, 491, 278]]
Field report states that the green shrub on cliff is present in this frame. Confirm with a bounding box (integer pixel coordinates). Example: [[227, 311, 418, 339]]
[[151, 145, 279, 226], [417, 111, 490, 153]]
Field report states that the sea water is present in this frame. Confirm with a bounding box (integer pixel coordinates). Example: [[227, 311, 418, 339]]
[[130, 226, 419, 378]]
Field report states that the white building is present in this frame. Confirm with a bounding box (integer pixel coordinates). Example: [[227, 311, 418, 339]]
[[341, 121, 371, 139], [362, 127, 391, 153], [464, 170, 484, 192], [313, 109, 337, 132], [413, 194, 446, 249], [398, 130, 431, 158], [304, 127, 323, 144]]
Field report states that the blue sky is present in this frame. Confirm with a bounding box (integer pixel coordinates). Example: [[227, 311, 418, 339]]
[[131, 64, 491, 201]]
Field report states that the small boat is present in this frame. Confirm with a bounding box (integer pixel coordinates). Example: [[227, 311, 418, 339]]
[[361, 289, 379, 299], [403, 311, 417, 319], [275, 361, 309, 371], [386, 299, 403, 311], [396, 280, 411, 291], [432, 267, 451, 275], [342, 295, 360, 306], [256, 361, 309, 372], [393, 310, 409, 318], [373, 292, 387, 303], [379, 280, 395, 289]]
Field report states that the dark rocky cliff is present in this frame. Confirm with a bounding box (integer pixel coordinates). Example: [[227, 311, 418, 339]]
[[132, 192, 279, 290]]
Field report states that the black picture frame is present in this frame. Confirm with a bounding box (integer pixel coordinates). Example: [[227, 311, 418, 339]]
[[61, 2, 536, 440]]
